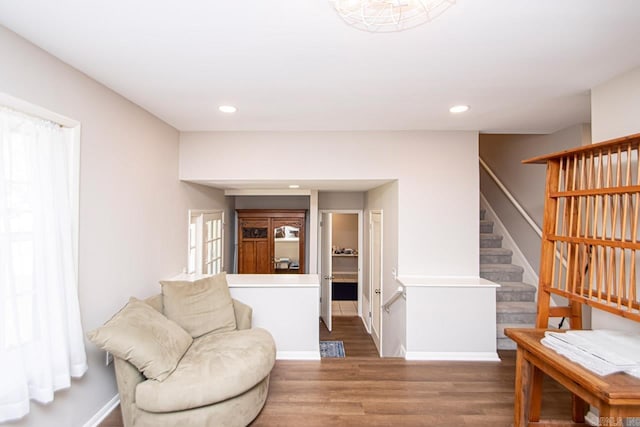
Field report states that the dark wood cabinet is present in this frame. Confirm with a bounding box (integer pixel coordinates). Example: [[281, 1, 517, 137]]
[[236, 209, 306, 274]]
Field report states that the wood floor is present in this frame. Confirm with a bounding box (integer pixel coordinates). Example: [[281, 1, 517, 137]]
[[100, 316, 573, 427], [320, 316, 379, 358]]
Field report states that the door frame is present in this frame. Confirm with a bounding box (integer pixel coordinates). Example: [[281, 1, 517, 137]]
[[369, 209, 383, 355], [318, 209, 364, 320]]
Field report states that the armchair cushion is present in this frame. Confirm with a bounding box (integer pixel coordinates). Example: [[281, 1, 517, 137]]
[[160, 273, 237, 338], [135, 328, 276, 413], [87, 297, 192, 381]]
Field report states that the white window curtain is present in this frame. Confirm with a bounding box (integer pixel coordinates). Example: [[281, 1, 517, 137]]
[[0, 107, 87, 422]]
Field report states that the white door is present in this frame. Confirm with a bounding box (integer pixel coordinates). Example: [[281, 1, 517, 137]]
[[370, 211, 382, 353], [320, 212, 333, 331]]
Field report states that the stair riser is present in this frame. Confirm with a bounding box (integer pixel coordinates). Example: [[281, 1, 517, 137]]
[[497, 337, 518, 350], [496, 291, 536, 302], [480, 238, 502, 248], [480, 254, 512, 264], [480, 209, 486, 220], [497, 312, 537, 324], [481, 271, 523, 282], [480, 223, 493, 233]]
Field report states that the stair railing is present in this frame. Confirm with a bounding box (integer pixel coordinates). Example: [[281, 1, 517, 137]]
[[382, 285, 405, 313], [480, 157, 543, 237], [480, 157, 568, 272]]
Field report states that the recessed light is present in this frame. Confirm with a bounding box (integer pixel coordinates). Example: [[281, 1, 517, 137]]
[[218, 105, 237, 113], [288, 184, 300, 189], [449, 105, 470, 113]]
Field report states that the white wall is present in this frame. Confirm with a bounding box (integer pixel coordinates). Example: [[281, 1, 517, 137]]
[[180, 131, 479, 356], [590, 66, 640, 333], [0, 25, 228, 426]]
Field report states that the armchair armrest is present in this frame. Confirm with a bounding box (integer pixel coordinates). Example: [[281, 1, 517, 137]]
[[114, 357, 145, 427], [232, 298, 253, 330]]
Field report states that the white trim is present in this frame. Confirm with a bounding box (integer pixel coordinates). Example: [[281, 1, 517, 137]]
[[405, 351, 501, 362], [369, 209, 383, 356], [480, 193, 539, 291], [398, 275, 499, 288], [276, 351, 321, 360], [0, 92, 80, 127], [82, 394, 120, 427], [400, 345, 407, 358], [224, 189, 311, 196], [360, 307, 371, 334], [309, 190, 318, 274]]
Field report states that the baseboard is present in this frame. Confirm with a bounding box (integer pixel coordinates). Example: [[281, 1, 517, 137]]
[[400, 345, 407, 358], [360, 314, 371, 334], [83, 394, 119, 427], [276, 351, 321, 360], [405, 351, 500, 362]]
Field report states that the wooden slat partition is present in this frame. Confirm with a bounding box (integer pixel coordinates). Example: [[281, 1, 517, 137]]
[[523, 132, 640, 326]]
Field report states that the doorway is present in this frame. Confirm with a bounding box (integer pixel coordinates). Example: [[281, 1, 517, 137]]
[[319, 210, 363, 332]]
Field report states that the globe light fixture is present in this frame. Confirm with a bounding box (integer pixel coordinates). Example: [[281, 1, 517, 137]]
[[329, 0, 456, 33]]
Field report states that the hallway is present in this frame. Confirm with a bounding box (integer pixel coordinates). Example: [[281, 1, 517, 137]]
[[320, 316, 379, 358]]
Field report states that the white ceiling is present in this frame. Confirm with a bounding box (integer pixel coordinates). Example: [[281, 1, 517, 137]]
[[1, 1, 640, 134]]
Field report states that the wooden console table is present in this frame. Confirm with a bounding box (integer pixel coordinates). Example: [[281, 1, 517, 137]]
[[509, 134, 640, 426], [506, 328, 640, 426]]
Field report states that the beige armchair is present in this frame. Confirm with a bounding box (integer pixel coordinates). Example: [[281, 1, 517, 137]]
[[114, 295, 275, 427]]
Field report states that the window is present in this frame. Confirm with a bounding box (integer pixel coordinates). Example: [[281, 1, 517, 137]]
[[0, 102, 86, 422], [187, 210, 224, 274]]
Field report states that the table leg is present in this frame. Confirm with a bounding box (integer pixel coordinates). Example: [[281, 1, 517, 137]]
[[529, 367, 544, 422], [571, 394, 586, 423], [514, 347, 533, 427]]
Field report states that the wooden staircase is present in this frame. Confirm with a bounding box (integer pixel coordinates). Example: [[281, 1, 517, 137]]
[[480, 209, 537, 350]]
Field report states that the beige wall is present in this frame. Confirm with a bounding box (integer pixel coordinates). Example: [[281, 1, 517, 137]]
[[479, 124, 590, 272], [592, 67, 640, 142], [363, 181, 402, 356], [318, 191, 365, 210], [0, 25, 227, 426], [590, 66, 640, 333], [180, 131, 480, 278], [331, 213, 358, 250], [180, 131, 479, 357]]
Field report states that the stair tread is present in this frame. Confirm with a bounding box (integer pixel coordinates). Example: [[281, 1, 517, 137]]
[[496, 301, 537, 313], [480, 219, 493, 225], [480, 264, 524, 273], [495, 282, 536, 292], [480, 233, 502, 239], [480, 248, 512, 255]]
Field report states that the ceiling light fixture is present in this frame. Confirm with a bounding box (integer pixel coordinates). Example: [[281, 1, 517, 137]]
[[288, 184, 300, 189], [329, 0, 456, 33], [449, 105, 470, 113], [218, 105, 237, 113]]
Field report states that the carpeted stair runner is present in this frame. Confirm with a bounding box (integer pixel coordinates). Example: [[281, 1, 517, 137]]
[[480, 209, 537, 350]]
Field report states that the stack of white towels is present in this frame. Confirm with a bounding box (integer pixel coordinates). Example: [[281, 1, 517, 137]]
[[541, 330, 640, 378]]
